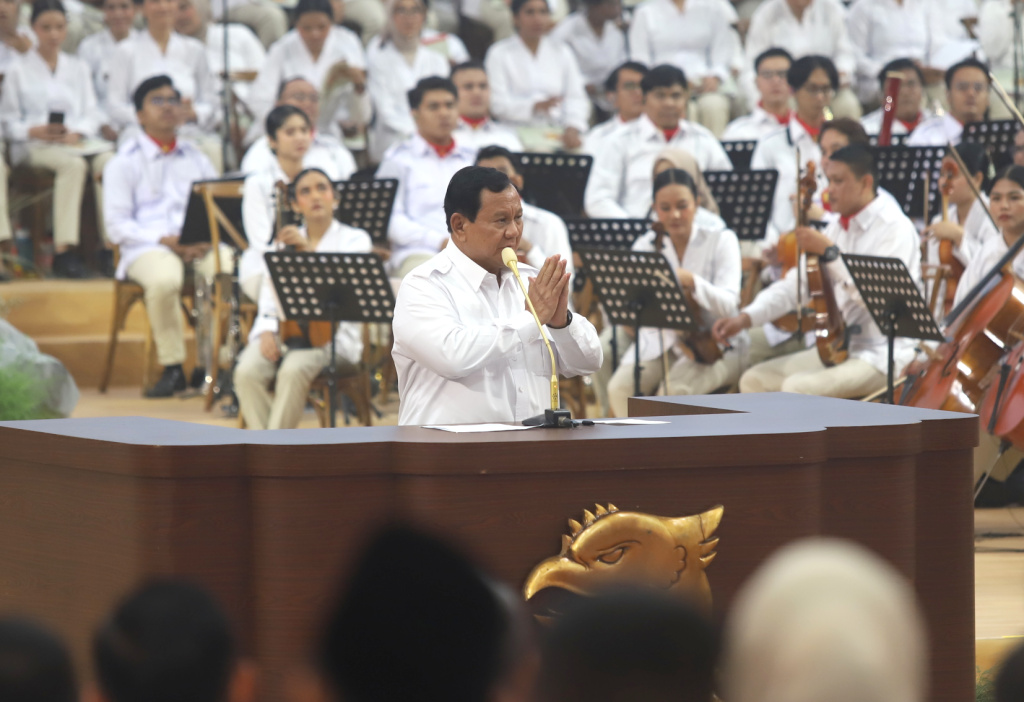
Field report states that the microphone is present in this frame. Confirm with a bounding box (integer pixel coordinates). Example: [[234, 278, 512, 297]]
[[502, 247, 574, 428]]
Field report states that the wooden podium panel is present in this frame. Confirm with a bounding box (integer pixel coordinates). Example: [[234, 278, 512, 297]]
[[0, 395, 976, 702]]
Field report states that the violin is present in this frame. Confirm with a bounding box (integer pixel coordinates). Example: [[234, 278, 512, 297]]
[[805, 235, 848, 367], [773, 160, 818, 335], [652, 222, 722, 364], [937, 160, 966, 314], [275, 180, 334, 349]]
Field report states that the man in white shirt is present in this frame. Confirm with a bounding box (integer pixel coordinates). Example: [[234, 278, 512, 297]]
[[376, 76, 478, 277], [585, 64, 733, 219], [723, 48, 793, 141], [475, 145, 574, 288], [713, 143, 922, 398], [549, 0, 627, 115], [77, 0, 137, 136], [450, 61, 524, 152], [583, 60, 647, 154], [103, 76, 230, 397], [907, 57, 991, 147], [860, 58, 929, 136], [240, 77, 357, 177], [743, 0, 859, 118], [392, 165, 602, 425]]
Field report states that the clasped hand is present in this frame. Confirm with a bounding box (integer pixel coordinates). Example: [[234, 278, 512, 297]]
[[526, 255, 570, 328]]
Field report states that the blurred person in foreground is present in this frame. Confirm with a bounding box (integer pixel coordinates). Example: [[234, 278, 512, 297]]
[[722, 538, 927, 702], [0, 617, 76, 702]]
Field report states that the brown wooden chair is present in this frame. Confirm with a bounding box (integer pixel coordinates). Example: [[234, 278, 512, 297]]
[[740, 256, 764, 308], [98, 274, 157, 393], [310, 324, 377, 427]]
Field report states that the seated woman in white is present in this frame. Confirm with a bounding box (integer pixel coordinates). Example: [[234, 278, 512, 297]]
[[484, 0, 590, 153], [249, 0, 368, 142], [365, 0, 450, 163], [0, 0, 104, 278], [239, 104, 341, 300], [606, 168, 745, 417], [234, 166, 373, 429]]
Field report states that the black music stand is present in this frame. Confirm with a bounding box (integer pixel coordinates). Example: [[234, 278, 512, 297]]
[[842, 254, 943, 404], [180, 177, 246, 247], [722, 140, 756, 171], [868, 133, 907, 147], [264, 251, 395, 427], [703, 169, 778, 241], [334, 178, 398, 247], [578, 248, 699, 398], [963, 119, 1019, 170], [514, 153, 592, 218], [874, 145, 946, 220]]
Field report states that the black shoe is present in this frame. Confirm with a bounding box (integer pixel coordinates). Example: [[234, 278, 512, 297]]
[[97, 249, 115, 278], [144, 365, 187, 398], [189, 366, 208, 389], [52, 250, 89, 279]]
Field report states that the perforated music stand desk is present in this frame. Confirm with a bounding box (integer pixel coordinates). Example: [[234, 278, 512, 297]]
[[963, 119, 1018, 170], [578, 248, 699, 398], [703, 169, 778, 241], [868, 133, 907, 147], [180, 177, 247, 249], [843, 254, 943, 404], [264, 251, 395, 427], [334, 178, 397, 248], [722, 140, 756, 171], [514, 152, 592, 218], [875, 145, 946, 220]]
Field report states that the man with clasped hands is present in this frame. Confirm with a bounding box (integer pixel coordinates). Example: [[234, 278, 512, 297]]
[[392, 166, 603, 426]]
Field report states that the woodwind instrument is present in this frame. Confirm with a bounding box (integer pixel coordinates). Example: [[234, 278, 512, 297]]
[[877, 71, 902, 147]]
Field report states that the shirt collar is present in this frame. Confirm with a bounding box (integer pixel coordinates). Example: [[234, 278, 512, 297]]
[[640, 113, 686, 142], [445, 239, 493, 292], [137, 131, 183, 159], [411, 131, 458, 158], [840, 195, 884, 233]]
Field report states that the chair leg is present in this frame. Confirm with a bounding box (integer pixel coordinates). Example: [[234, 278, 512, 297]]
[[204, 276, 226, 411], [99, 284, 124, 394]]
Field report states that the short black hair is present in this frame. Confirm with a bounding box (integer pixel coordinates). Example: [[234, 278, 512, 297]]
[[819, 117, 869, 147], [877, 57, 925, 92], [289, 167, 336, 202], [93, 579, 236, 702], [652, 167, 697, 201], [829, 143, 877, 189], [539, 591, 719, 702], [604, 60, 648, 94], [443, 166, 514, 233], [319, 526, 510, 702], [133, 75, 178, 112], [408, 76, 458, 110], [475, 145, 517, 167], [952, 142, 996, 191], [511, 0, 546, 16], [0, 617, 76, 702], [945, 57, 991, 90], [30, 0, 64, 23], [754, 47, 792, 73], [642, 64, 688, 95], [450, 60, 486, 81], [277, 76, 316, 100], [265, 104, 311, 140], [995, 164, 1024, 193], [788, 55, 839, 92], [294, 0, 332, 20]]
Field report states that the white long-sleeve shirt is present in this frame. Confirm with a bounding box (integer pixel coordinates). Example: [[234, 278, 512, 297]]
[[905, 112, 964, 147], [248, 218, 372, 364], [626, 218, 743, 363], [549, 11, 627, 91], [743, 194, 923, 375], [627, 0, 735, 83], [847, 0, 947, 90], [103, 133, 217, 279], [200, 23, 266, 105], [392, 240, 603, 425], [585, 113, 733, 219], [105, 30, 218, 135], [521, 202, 574, 286], [722, 105, 789, 141], [484, 34, 591, 132], [77, 27, 138, 116], [239, 131, 356, 179], [952, 229, 1024, 310], [374, 133, 478, 272], [859, 107, 930, 136], [452, 116, 524, 152], [750, 119, 822, 241], [925, 195, 998, 271], [0, 48, 101, 163]]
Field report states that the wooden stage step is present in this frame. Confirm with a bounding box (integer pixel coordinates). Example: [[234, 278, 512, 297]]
[[2, 279, 194, 389]]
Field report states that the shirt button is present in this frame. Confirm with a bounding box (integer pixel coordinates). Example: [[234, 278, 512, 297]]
[[518, 386, 524, 393]]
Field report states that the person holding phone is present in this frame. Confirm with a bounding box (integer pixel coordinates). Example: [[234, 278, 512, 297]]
[[0, 0, 103, 278]]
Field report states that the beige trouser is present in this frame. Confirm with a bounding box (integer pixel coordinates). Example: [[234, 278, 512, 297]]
[[747, 324, 807, 367], [25, 144, 88, 249], [593, 324, 630, 417], [739, 346, 884, 398], [234, 341, 357, 429], [126, 246, 232, 367], [223, 0, 288, 47], [91, 150, 115, 245], [607, 348, 741, 418], [475, 0, 513, 41], [0, 161, 11, 243], [345, 0, 387, 42], [830, 87, 863, 120], [689, 91, 732, 139]]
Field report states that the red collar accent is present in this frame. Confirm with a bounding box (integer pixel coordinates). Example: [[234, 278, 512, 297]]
[[662, 126, 680, 142], [839, 202, 869, 231], [461, 115, 488, 129], [760, 101, 791, 125], [898, 113, 923, 133], [427, 138, 456, 158], [147, 133, 176, 154], [794, 114, 821, 140]]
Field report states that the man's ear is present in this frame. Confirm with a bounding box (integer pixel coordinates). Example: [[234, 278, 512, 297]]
[[228, 659, 258, 702], [450, 213, 468, 242]]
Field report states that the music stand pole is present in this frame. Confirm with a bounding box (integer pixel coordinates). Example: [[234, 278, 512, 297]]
[[885, 305, 899, 405], [326, 302, 339, 428], [631, 300, 643, 398]]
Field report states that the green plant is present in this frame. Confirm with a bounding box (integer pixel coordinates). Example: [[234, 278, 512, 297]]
[[0, 367, 46, 420], [978, 665, 996, 702]]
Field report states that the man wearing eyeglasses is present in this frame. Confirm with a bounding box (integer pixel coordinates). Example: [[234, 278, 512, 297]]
[[723, 48, 793, 141], [860, 58, 930, 137], [907, 58, 991, 147], [583, 60, 648, 153], [103, 75, 231, 398]]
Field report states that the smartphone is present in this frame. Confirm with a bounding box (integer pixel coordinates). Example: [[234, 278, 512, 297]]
[[48, 112, 64, 125]]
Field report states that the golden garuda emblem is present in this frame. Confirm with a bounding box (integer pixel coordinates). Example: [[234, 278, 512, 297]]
[[523, 504, 723, 614]]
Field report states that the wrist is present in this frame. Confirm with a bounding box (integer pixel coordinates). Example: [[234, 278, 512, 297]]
[[548, 309, 572, 329]]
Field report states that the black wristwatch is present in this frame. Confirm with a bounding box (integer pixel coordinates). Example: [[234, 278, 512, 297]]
[[821, 245, 840, 263], [549, 310, 573, 329]]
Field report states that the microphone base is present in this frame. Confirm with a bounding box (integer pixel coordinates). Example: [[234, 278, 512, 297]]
[[522, 409, 575, 428]]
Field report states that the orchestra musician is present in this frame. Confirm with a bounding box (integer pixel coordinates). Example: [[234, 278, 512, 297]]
[[713, 143, 922, 398], [234, 167, 372, 430], [606, 168, 743, 417]]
